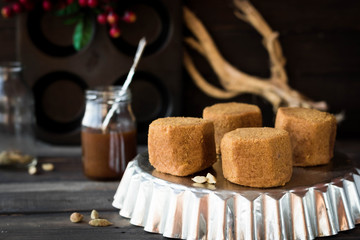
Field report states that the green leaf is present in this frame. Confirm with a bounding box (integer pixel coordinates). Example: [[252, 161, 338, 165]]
[[73, 15, 94, 51], [55, 2, 80, 16], [63, 14, 82, 25]]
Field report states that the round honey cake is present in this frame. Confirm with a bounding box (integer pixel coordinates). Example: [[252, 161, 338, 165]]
[[148, 117, 217, 176], [203, 102, 262, 154], [221, 127, 293, 188], [275, 107, 337, 167]]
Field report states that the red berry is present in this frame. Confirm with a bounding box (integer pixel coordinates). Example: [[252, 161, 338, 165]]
[[78, 0, 87, 7], [104, 5, 113, 13], [109, 26, 121, 38], [107, 12, 119, 25], [97, 13, 107, 25], [1, 6, 13, 18], [87, 0, 97, 8], [42, 0, 52, 11], [19, 0, 27, 5], [122, 11, 136, 23], [66, 0, 74, 4], [12, 2, 22, 14], [24, 2, 34, 10]]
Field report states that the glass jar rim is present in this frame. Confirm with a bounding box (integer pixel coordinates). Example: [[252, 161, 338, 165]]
[[0, 62, 22, 72], [86, 86, 131, 102]]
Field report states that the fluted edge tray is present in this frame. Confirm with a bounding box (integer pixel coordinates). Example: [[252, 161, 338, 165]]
[[112, 152, 360, 240]]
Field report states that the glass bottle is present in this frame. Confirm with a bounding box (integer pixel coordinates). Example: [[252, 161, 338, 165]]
[[0, 62, 37, 167], [81, 86, 137, 180]]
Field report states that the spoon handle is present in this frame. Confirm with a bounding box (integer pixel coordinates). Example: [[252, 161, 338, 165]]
[[122, 37, 147, 92], [101, 37, 147, 132]]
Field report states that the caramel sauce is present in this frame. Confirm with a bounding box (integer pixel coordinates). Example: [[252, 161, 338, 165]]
[[81, 127, 137, 180]]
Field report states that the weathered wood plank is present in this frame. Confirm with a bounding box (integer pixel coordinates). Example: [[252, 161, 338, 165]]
[[0, 211, 164, 240], [0, 157, 121, 214], [0, 190, 117, 214], [0, 157, 87, 183], [0, 181, 118, 193], [0, 180, 120, 214], [1, 211, 360, 239]]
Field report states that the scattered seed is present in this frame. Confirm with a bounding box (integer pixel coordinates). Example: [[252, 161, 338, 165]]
[[41, 163, 54, 171], [192, 182, 205, 188], [89, 219, 112, 227], [28, 166, 37, 175], [206, 173, 216, 184], [70, 212, 83, 223], [191, 176, 207, 184], [90, 209, 99, 220]]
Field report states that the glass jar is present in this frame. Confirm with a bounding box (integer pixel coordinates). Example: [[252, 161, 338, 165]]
[[81, 86, 137, 180], [0, 62, 37, 168]]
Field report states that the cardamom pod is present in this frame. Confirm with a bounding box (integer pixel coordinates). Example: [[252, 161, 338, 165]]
[[90, 209, 99, 220], [70, 212, 83, 223], [206, 173, 216, 184], [89, 219, 112, 227], [191, 176, 207, 184]]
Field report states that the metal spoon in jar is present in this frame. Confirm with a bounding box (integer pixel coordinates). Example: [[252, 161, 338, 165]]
[[101, 37, 147, 132]]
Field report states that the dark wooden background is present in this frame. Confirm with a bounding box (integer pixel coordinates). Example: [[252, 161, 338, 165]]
[[182, 0, 360, 139], [1, 0, 360, 140]]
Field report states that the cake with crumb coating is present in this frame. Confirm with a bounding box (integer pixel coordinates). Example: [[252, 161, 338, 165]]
[[275, 107, 337, 167], [203, 102, 262, 154], [221, 127, 293, 188], [148, 117, 217, 176]]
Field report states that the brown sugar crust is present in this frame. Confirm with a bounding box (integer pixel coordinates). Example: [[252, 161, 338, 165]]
[[148, 117, 217, 176], [203, 102, 262, 154], [275, 107, 337, 167], [221, 127, 293, 188]]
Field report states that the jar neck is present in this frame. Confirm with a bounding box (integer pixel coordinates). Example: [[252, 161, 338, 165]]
[[0, 62, 22, 73], [0, 62, 22, 83], [86, 86, 131, 103]]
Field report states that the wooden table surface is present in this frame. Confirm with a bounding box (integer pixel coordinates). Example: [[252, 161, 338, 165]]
[[1, 140, 360, 240]]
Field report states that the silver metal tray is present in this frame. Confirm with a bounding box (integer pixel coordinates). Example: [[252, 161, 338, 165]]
[[113, 151, 360, 240]]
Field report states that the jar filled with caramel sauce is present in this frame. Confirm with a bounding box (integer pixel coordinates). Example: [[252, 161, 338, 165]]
[[81, 86, 137, 180]]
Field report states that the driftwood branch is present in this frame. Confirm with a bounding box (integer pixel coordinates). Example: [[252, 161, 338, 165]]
[[183, 0, 328, 112]]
